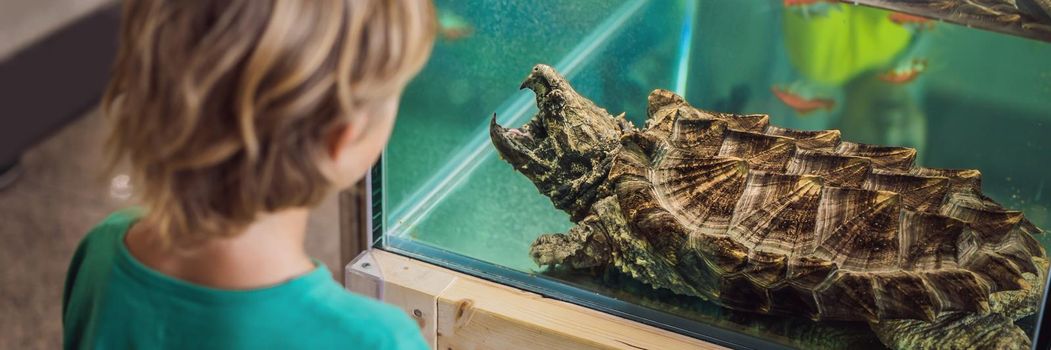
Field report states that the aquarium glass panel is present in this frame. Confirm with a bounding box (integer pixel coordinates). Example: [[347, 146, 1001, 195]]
[[376, 1, 1051, 349]]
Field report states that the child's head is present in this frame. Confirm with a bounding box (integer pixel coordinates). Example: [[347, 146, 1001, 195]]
[[103, 0, 435, 244]]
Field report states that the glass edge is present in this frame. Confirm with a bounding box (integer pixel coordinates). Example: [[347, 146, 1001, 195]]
[[1034, 259, 1051, 350], [371, 156, 384, 248]]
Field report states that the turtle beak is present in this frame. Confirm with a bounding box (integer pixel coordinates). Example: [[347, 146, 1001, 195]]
[[519, 64, 558, 97], [490, 114, 547, 174], [519, 76, 533, 90]]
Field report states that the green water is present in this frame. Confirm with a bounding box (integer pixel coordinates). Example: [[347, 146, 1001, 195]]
[[382, 1, 1051, 348]]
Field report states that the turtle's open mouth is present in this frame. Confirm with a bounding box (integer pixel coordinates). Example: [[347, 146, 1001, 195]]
[[490, 64, 630, 220], [490, 114, 550, 176], [489, 64, 570, 179]]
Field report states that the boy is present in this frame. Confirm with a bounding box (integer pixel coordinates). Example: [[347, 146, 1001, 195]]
[[63, 0, 435, 348]]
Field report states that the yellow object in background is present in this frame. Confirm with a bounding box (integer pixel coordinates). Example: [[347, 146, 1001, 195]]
[[783, 4, 913, 85]]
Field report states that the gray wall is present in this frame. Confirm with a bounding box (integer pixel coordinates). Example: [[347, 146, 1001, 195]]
[[0, 0, 114, 61]]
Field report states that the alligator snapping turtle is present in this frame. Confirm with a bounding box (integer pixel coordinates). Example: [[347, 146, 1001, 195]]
[[490, 64, 1048, 349]]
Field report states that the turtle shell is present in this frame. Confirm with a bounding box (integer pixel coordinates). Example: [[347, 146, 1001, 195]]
[[608, 89, 1046, 322]]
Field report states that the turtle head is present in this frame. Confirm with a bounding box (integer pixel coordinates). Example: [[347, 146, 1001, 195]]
[[517, 64, 566, 98], [490, 64, 631, 220]]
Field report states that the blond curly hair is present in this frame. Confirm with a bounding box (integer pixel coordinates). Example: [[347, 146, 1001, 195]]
[[103, 0, 435, 245]]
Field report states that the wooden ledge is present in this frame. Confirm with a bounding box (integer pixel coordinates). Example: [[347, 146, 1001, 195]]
[[346, 249, 724, 350]]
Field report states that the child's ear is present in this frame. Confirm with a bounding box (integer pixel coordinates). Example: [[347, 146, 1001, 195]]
[[323, 95, 401, 189], [323, 113, 367, 189], [327, 119, 359, 163]]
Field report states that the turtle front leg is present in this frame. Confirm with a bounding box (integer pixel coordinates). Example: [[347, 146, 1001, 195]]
[[530, 214, 611, 269]]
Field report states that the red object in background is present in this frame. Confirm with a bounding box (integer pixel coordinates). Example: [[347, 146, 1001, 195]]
[[889, 12, 936, 29], [771, 86, 836, 115], [879, 59, 929, 84], [439, 26, 473, 41]]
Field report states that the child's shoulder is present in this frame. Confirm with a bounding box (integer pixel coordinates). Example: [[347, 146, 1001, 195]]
[[304, 283, 427, 349], [81, 209, 140, 247], [71, 209, 140, 264], [67, 210, 135, 270], [64, 210, 140, 316]]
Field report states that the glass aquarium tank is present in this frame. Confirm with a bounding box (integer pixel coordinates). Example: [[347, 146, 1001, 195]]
[[371, 0, 1051, 349]]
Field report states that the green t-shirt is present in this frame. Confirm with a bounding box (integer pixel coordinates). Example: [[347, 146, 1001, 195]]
[[63, 211, 428, 350]]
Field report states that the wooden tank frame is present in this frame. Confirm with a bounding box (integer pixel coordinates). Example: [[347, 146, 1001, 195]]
[[339, 176, 726, 349], [345, 248, 723, 350]]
